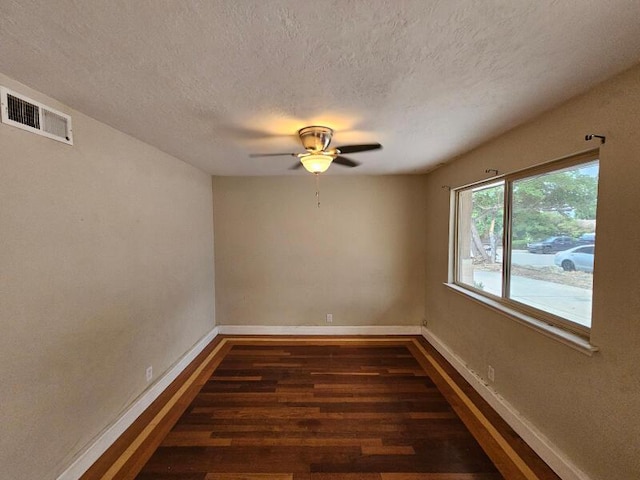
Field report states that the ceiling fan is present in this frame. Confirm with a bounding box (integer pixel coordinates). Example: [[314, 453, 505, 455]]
[[249, 126, 382, 173]]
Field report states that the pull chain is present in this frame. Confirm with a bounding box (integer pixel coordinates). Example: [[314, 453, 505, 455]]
[[315, 173, 321, 208]]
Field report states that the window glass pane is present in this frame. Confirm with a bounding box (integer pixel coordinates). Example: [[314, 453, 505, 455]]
[[456, 181, 504, 296], [509, 160, 599, 328]]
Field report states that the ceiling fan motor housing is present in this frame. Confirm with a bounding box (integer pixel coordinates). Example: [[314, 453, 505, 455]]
[[298, 126, 333, 152]]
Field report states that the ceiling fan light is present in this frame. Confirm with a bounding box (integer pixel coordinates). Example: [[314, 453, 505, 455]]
[[300, 154, 333, 173]]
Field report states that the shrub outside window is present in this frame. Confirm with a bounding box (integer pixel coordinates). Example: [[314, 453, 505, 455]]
[[453, 152, 599, 335]]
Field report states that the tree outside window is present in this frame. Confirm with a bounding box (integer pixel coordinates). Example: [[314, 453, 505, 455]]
[[454, 154, 599, 333]]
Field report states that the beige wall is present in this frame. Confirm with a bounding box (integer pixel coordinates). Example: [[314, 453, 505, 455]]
[[423, 64, 640, 479], [212, 175, 426, 327], [4, 59, 638, 480], [0, 73, 215, 479]]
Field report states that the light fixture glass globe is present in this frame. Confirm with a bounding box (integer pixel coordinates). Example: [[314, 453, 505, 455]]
[[300, 154, 333, 173]]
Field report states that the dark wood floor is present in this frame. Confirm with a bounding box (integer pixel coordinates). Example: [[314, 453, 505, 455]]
[[82, 337, 560, 480]]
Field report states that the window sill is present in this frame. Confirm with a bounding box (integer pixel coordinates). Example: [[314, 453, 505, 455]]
[[444, 283, 599, 356]]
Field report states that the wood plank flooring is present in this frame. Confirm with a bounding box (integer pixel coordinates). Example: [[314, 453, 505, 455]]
[[83, 337, 560, 480]]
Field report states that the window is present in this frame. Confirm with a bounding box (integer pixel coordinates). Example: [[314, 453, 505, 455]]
[[453, 152, 599, 336]]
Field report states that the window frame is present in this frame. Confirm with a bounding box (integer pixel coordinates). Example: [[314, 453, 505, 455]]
[[451, 149, 599, 339]]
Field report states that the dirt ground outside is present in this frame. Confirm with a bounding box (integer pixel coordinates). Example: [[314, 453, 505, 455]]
[[476, 263, 593, 290]]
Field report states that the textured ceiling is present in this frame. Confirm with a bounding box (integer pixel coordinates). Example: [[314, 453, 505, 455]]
[[1, 1, 639, 175]]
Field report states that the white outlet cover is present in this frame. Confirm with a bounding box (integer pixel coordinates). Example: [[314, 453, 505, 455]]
[[146, 366, 153, 382], [326, 314, 333, 323]]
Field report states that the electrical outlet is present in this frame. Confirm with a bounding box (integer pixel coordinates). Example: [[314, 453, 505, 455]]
[[326, 313, 333, 323], [487, 365, 495, 382], [146, 366, 153, 382]]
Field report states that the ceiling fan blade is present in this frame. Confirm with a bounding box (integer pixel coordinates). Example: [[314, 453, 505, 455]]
[[333, 156, 361, 168], [289, 161, 303, 170], [249, 152, 297, 158], [335, 143, 382, 154]]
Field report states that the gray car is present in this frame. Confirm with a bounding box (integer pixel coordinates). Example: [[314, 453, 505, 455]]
[[577, 232, 596, 244], [554, 245, 594, 272], [527, 235, 575, 254]]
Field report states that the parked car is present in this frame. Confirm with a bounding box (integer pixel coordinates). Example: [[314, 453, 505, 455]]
[[554, 245, 595, 272], [527, 235, 575, 254], [576, 232, 596, 244]]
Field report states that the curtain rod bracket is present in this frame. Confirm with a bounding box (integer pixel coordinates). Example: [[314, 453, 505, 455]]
[[585, 134, 606, 144], [485, 169, 499, 176]]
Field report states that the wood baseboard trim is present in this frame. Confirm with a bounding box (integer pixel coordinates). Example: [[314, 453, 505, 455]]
[[217, 325, 421, 335], [421, 326, 591, 480], [56, 326, 220, 480]]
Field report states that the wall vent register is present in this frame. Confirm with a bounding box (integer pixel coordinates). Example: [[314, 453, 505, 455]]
[[0, 86, 73, 145]]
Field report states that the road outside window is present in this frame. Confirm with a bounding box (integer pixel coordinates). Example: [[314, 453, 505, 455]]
[[510, 161, 598, 328], [454, 154, 599, 334]]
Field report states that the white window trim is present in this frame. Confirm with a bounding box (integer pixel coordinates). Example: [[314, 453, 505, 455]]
[[448, 149, 600, 355], [444, 282, 598, 355]]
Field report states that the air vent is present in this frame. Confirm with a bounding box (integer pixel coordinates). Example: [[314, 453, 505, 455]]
[[1, 86, 73, 145]]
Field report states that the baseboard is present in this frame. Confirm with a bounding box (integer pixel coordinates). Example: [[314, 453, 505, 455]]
[[56, 326, 220, 480], [421, 326, 591, 480], [218, 325, 421, 335]]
